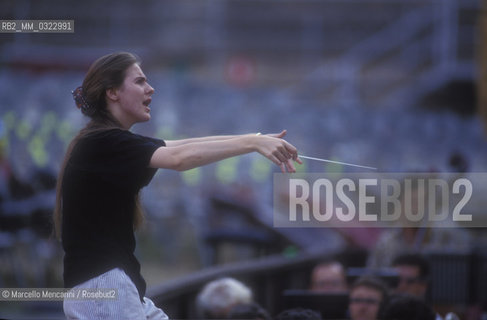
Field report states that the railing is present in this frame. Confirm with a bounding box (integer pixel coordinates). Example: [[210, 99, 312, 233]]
[[147, 250, 333, 319], [297, 0, 478, 108]]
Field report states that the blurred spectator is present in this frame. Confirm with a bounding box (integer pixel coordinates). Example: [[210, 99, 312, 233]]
[[367, 177, 471, 269], [275, 308, 322, 320], [196, 277, 253, 319], [367, 226, 471, 269], [310, 260, 348, 293], [382, 294, 436, 320], [349, 277, 389, 320], [228, 302, 271, 320], [391, 253, 430, 299]]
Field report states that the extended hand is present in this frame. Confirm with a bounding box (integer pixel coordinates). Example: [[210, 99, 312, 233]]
[[255, 130, 302, 173]]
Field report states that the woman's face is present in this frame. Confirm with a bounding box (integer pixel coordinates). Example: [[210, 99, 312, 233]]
[[113, 63, 155, 128]]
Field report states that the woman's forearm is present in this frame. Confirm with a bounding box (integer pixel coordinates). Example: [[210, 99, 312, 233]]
[[150, 136, 255, 171], [164, 133, 258, 147]]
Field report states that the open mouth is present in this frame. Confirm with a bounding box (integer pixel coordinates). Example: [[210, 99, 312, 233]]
[[143, 98, 152, 107]]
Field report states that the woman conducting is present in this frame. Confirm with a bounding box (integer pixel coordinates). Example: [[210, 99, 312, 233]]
[[54, 52, 301, 319]]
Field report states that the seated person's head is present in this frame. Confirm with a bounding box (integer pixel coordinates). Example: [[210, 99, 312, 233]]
[[382, 294, 436, 320], [349, 277, 388, 320], [275, 308, 322, 320], [310, 260, 348, 293], [196, 277, 253, 319], [391, 253, 430, 299]]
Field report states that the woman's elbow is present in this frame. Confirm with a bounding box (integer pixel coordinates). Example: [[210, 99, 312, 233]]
[[173, 159, 198, 172], [168, 157, 187, 171], [150, 152, 184, 171], [173, 157, 201, 171], [173, 161, 187, 171]]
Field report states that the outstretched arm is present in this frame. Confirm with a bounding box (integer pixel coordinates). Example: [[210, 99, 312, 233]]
[[164, 133, 256, 147], [150, 130, 301, 172]]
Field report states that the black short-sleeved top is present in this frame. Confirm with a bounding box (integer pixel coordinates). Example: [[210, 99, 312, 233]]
[[61, 128, 165, 300]]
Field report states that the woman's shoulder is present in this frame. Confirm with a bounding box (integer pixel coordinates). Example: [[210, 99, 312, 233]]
[[72, 128, 127, 153], [79, 128, 164, 150]]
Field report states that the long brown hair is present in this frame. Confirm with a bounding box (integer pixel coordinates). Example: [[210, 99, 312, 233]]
[[54, 52, 143, 240]]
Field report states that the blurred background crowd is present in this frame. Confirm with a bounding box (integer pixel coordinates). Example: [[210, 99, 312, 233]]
[[0, 0, 486, 319]]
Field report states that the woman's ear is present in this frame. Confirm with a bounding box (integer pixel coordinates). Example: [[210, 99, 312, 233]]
[[106, 87, 119, 102]]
